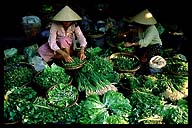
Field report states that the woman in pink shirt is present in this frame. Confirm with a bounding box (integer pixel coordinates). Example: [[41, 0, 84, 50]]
[[38, 5, 87, 63]]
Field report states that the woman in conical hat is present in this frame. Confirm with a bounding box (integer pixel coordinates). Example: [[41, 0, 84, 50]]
[[124, 9, 163, 63], [38, 5, 87, 63]]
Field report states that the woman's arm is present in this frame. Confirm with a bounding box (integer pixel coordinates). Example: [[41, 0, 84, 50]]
[[48, 23, 61, 51], [75, 26, 87, 48], [75, 26, 87, 60], [56, 49, 73, 62], [124, 42, 139, 47]]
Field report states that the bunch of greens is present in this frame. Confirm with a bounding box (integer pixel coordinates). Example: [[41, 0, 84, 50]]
[[34, 64, 71, 90], [76, 61, 118, 96], [62, 56, 85, 68], [47, 83, 78, 108], [166, 75, 188, 98], [86, 47, 103, 58], [111, 55, 140, 71], [128, 89, 165, 124], [162, 99, 188, 124], [78, 91, 132, 124], [4, 63, 34, 91], [80, 56, 120, 95], [165, 58, 188, 75], [4, 54, 27, 66], [88, 56, 120, 83], [22, 96, 81, 124], [117, 41, 135, 53], [4, 86, 37, 123], [155, 74, 186, 101], [118, 73, 141, 90]]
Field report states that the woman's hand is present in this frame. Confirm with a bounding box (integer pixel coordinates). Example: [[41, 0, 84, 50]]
[[63, 54, 73, 63], [56, 49, 73, 63], [78, 47, 86, 60], [124, 42, 133, 47], [79, 53, 86, 60]]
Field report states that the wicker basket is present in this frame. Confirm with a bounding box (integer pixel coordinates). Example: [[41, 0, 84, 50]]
[[33, 71, 73, 91], [170, 71, 188, 76], [4, 62, 36, 91], [109, 52, 141, 73], [46, 84, 78, 108], [61, 60, 86, 70], [86, 33, 105, 38]]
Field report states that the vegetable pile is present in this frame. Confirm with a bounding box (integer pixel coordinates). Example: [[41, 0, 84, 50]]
[[3, 44, 188, 124], [110, 54, 140, 72], [47, 83, 78, 108], [4, 63, 34, 91], [22, 96, 82, 124], [4, 54, 27, 66], [165, 55, 188, 75], [117, 41, 135, 53], [76, 56, 119, 96], [34, 63, 71, 90], [78, 90, 132, 124], [61, 56, 85, 69], [128, 88, 165, 124], [4, 86, 37, 123]]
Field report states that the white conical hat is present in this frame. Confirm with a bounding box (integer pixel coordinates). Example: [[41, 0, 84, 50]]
[[52, 5, 82, 21], [131, 9, 157, 25]]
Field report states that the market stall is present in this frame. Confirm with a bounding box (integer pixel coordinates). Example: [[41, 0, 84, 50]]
[[3, 45, 188, 124], [3, 0, 189, 125]]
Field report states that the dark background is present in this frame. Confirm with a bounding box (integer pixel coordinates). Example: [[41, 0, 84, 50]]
[[1, 0, 190, 36], [0, 0, 190, 57]]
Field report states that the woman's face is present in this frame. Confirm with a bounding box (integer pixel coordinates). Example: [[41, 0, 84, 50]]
[[63, 21, 73, 27]]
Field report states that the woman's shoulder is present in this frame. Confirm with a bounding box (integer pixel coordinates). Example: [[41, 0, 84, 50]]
[[147, 25, 158, 31], [148, 25, 156, 29]]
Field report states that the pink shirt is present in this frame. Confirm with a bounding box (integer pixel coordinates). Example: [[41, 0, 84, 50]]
[[48, 22, 87, 51]]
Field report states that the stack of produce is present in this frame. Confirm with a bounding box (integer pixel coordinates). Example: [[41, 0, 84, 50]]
[[47, 83, 78, 108], [78, 90, 132, 124], [4, 63, 35, 92], [33, 63, 71, 91], [76, 56, 120, 96]]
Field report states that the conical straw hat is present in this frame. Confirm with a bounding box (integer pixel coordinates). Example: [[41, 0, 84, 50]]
[[52, 5, 82, 21], [131, 9, 157, 25]]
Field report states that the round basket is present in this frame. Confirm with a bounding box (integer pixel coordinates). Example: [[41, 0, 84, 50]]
[[170, 71, 188, 76], [46, 84, 79, 108], [32, 71, 73, 91], [61, 60, 86, 70], [87, 33, 105, 39], [4, 62, 36, 91], [109, 52, 141, 73], [4, 120, 20, 125]]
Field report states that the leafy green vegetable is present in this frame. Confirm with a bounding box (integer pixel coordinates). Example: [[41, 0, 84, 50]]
[[78, 91, 132, 124], [128, 89, 165, 124], [4, 63, 34, 91], [34, 64, 71, 90], [111, 55, 140, 72], [162, 99, 188, 124], [4, 86, 37, 123], [47, 83, 78, 108], [62, 56, 85, 68], [117, 41, 135, 52]]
